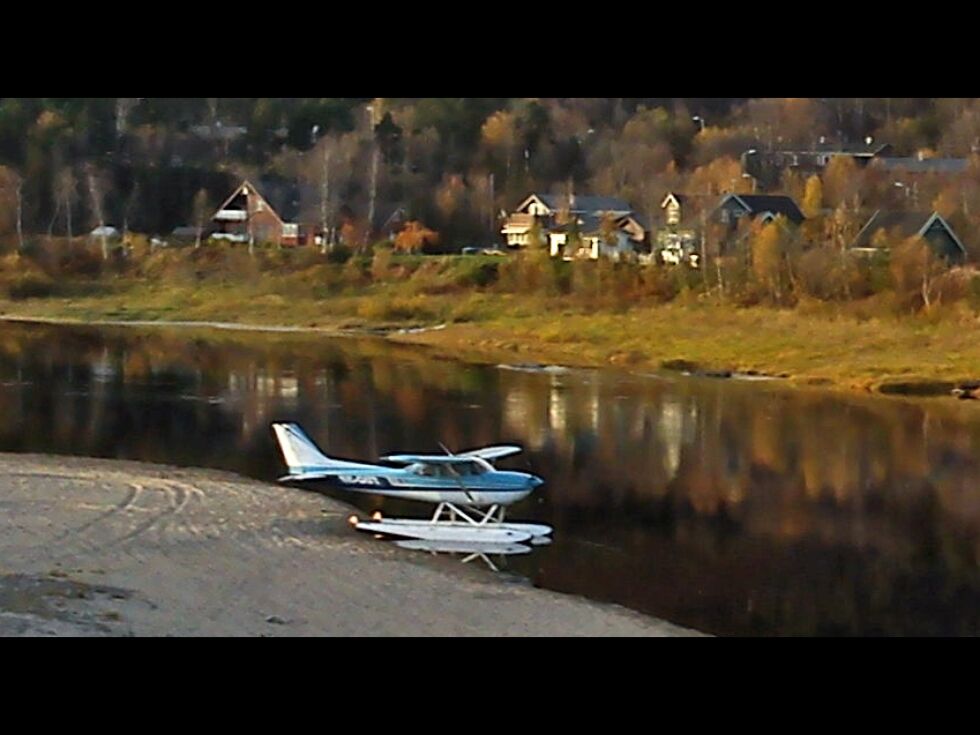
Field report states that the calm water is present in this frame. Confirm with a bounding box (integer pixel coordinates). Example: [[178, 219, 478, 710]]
[[0, 322, 978, 636]]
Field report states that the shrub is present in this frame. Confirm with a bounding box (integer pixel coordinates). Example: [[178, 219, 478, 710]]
[[6, 272, 56, 299], [454, 259, 500, 288], [326, 245, 353, 264]]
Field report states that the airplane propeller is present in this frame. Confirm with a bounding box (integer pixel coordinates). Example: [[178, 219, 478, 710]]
[[439, 441, 475, 503]]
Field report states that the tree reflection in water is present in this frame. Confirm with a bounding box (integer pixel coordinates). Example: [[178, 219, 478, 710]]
[[0, 322, 977, 636]]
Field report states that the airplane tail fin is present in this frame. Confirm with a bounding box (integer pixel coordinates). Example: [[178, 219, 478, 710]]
[[271, 423, 337, 474]]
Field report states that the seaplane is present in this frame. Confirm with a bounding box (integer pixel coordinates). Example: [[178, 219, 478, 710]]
[[271, 423, 553, 548]]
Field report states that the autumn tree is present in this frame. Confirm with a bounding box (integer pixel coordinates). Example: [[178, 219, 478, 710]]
[[890, 236, 945, 311], [751, 220, 787, 301], [480, 110, 518, 178], [801, 175, 824, 219], [822, 155, 861, 209], [394, 221, 439, 254]]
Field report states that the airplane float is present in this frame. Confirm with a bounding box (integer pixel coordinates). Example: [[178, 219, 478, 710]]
[[271, 423, 553, 552]]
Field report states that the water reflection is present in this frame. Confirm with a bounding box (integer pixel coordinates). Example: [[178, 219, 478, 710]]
[[0, 322, 978, 635], [394, 539, 532, 572]]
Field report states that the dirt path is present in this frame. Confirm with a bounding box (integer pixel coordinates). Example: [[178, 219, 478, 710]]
[[0, 454, 702, 637]]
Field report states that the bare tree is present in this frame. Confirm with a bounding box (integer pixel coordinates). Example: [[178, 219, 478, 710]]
[[86, 165, 110, 261], [123, 182, 141, 241], [0, 166, 25, 252], [193, 188, 211, 249], [55, 168, 78, 242]]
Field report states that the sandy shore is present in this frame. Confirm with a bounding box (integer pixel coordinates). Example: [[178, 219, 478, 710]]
[[0, 454, 702, 637]]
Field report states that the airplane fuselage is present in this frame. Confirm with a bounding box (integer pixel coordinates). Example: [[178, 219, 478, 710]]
[[294, 469, 539, 507]]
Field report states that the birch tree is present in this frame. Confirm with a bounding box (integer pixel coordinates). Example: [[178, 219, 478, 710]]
[[86, 165, 110, 261], [192, 188, 210, 249]]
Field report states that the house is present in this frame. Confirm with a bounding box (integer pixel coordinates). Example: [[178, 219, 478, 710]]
[[714, 194, 805, 227], [851, 210, 967, 263], [501, 192, 647, 259], [547, 214, 640, 261], [211, 180, 302, 247], [746, 139, 892, 186], [661, 192, 688, 226], [657, 193, 701, 266], [377, 206, 409, 241]]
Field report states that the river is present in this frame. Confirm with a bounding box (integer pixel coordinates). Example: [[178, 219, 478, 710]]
[[0, 321, 977, 636]]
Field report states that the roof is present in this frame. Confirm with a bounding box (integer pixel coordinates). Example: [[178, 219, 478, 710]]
[[213, 180, 296, 224], [661, 192, 688, 208], [810, 141, 891, 156], [721, 194, 805, 224], [551, 214, 602, 235], [620, 211, 650, 230], [551, 213, 639, 236], [524, 193, 633, 215], [851, 210, 967, 255], [874, 157, 970, 174]]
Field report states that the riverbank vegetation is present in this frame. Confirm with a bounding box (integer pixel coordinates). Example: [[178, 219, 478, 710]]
[[0, 241, 977, 392]]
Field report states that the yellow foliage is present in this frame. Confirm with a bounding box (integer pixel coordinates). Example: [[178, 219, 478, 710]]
[[751, 222, 784, 293], [801, 176, 824, 219], [480, 111, 516, 150], [435, 175, 467, 219]]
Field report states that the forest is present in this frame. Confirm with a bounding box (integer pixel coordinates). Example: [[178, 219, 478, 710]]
[[2, 97, 980, 252]]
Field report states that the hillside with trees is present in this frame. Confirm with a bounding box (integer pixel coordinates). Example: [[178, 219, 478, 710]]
[[4, 97, 980, 254]]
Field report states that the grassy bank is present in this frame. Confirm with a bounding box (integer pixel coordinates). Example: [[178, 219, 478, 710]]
[[0, 246, 978, 393]]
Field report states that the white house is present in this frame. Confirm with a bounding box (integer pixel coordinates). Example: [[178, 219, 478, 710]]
[[501, 192, 647, 259]]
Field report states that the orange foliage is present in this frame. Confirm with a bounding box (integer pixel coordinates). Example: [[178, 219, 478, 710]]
[[394, 221, 440, 254]]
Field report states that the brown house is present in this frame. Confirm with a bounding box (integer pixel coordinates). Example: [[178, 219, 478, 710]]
[[211, 180, 301, 247]]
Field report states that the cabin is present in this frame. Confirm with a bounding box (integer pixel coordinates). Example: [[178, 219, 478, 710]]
[[850, 210, 967, 263], [211, 180, 302, 247]]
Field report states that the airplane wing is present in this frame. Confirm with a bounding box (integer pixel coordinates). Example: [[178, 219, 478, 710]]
[[459, 446, 523, 462], [381, 455, 463, 465]]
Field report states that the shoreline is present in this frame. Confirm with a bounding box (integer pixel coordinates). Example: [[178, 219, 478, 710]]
[[0, 453, 703, 637], [2, 312, 978, 400]]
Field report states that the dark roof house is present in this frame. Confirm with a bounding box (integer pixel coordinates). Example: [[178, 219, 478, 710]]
[[715, 194, 805, 226], [851, 210, 967, 262]]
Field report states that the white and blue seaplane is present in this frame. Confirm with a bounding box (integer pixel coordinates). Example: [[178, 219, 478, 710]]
[[271, 423, 552, 548]]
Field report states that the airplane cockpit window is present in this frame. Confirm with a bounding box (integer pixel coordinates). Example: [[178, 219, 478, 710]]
[[453, 461, 487, 476], [410, 463, 436, 477]]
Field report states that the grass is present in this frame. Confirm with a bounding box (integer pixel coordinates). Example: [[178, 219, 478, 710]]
[[0, 250, 978, 393]]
